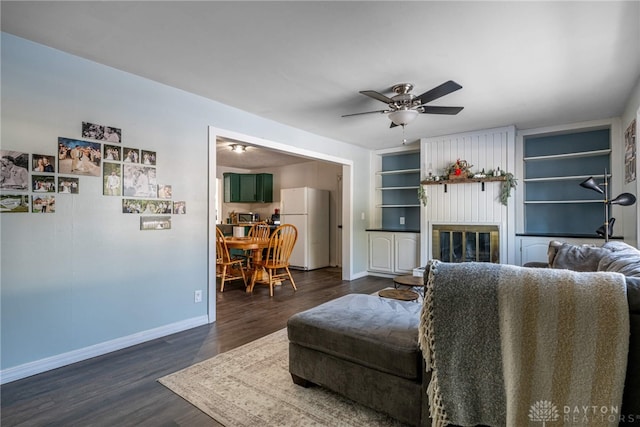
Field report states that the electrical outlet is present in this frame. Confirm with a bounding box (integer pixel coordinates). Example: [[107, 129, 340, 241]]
[[194, 290, 202, 303], [399, 217, 405, 225]]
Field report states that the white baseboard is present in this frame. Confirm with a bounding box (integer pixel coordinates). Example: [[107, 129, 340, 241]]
[[0, 315, 209, 385], [349, 270, 370, 280]]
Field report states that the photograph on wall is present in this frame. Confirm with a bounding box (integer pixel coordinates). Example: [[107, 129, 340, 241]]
[[82, 121, 121, 143], [173, 201, 186, 214], [123, 164, 157, 197], [32, 195, 55, 213], [32, 175, 56, 193], [0, 194, 29, 213], [123, 147, 139, 163], [103, 144, 122, 162], [58, 177, 79, 194], [57, 137, 102, 176], [32, 154, 56, 173], [141, 149, 156, 165], [0, 150, 29, 191], [103, 163, 122, 196], [625, 119, 636, 184], [157, 184, 172, 199], [123, 199, 172, 214], [140, 216, 171, 231]]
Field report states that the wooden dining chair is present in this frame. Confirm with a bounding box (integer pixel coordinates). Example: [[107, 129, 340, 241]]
[[248, 222, 271, 239], [241, 222, 271, 268], [215, 227, 246, 292], [251, 224, 298, 297]]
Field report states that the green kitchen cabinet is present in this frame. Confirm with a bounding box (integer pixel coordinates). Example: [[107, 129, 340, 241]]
[[223, 173, 273, 203]]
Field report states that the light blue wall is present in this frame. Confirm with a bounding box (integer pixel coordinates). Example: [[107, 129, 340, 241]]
[[0, 33, 372, 375]]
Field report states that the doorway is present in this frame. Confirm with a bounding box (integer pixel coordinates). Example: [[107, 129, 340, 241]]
[[207, 127, 354, 322]]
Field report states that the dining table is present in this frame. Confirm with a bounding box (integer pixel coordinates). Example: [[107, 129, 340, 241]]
[[223, 236, 270, 293]]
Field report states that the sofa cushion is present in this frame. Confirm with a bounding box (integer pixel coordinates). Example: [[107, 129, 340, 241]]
[[287, 293, 422, 381], [598, 241, 640, 278], [551, 242, 611, 271]]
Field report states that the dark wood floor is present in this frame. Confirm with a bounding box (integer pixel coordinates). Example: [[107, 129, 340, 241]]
[[1, 268, 392, 427]]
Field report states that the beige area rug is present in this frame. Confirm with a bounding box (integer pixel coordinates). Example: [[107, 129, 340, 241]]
[[158, 328, 405, 427]]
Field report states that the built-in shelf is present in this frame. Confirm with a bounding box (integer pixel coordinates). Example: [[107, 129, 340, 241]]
[[524, 200, 603, 204], [521, 126, 611, 236], [377, 186, 420, 191], [523, 149, 611, 162], [375, 151, 421, 231], [523, 174, 608, 183], [377, 168, 421, 175]]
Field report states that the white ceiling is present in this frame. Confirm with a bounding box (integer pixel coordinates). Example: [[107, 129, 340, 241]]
[[2, 1, 639, 159], [216, 137, 314, 169]]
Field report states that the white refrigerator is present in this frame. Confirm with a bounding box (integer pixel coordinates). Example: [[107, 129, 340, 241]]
[[280, 187, 330, 270]]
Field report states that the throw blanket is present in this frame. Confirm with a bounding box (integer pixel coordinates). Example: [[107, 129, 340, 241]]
[[419, 260, 629, 427]]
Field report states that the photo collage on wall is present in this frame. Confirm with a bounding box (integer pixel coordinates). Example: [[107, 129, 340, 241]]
[[1, 121, 187, 227]]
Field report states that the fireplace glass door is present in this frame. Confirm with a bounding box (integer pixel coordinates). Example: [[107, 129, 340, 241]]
[[433, 224, 499, 263]]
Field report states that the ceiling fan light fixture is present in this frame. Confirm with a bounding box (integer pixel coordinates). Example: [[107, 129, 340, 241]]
[[230, 144, 246, 153], [388, 109, 419, 126]]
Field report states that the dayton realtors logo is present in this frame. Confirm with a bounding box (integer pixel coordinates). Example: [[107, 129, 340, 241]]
[[529, 400, 560, 426], [529, 401, 635, 424]]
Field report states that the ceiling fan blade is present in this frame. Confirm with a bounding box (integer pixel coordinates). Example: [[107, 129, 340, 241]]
[[360, 90, 394, 104], [341, 110, 387, 117], [416, 80, 462, 105], [420, 106, 464, 115]]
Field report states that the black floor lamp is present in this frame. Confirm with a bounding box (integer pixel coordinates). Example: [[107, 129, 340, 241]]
[[580, 170, 636, 241]]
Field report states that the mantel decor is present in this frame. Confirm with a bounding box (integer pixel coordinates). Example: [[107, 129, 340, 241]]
[[419, 161, 517, 206], [445, 159, 473, 180]]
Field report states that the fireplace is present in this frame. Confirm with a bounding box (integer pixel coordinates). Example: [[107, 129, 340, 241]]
[[432, 224, 500, 263]]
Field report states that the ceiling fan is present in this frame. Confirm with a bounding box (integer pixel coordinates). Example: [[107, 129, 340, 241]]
[[342, 80, 464, 128]]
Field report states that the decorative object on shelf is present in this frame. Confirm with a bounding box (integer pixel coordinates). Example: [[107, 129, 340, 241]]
[[579, 170, 636, 241], [417, 184, 428, 206], [420, 162, 517, 205], [499, 172, 517, 206], [445, 159, 472, 180]]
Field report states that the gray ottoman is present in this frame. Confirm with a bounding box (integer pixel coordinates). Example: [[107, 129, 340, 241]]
[[287, 293, 429, 426]]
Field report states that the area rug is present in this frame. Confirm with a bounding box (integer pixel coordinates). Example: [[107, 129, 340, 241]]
[[158, 328, 405, 427]]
